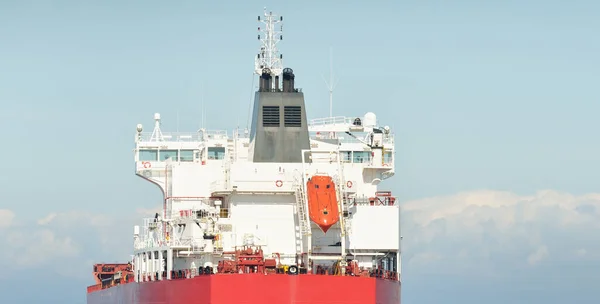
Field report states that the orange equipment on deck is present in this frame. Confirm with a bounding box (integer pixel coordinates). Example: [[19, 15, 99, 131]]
[[306, 175, 340, 233], [89, 263, 134, 292]]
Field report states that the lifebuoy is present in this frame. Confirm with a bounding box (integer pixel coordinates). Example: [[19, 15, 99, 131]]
[[142, 161, 151, 168], [275, 180, 283, 187], [347, 181, 353, 188]]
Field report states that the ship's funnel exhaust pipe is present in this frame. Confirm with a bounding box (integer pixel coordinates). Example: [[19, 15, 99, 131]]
[[248, 66, 309, 163], [260, 68, 273, 91], [282, 68, 295, 92]]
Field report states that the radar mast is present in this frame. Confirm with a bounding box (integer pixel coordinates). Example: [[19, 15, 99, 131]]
[[255, 8, 284, 77]]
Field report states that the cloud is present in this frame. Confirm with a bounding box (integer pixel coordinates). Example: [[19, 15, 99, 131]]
[[5, 228, 80, 267], [2, 189, 600, 300], [0, 209, 15, 228], [402, 189, 600, 278], [0, 208, 140, 280]]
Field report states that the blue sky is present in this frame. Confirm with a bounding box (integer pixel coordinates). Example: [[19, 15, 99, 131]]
[[1, 0, 599, 303]]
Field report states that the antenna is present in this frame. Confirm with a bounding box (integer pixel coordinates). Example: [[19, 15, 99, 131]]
[[150, 113, 163, 142], [200, 81, 205, 130], [255, 8, 284, 77], [323, 47, 338, 118]]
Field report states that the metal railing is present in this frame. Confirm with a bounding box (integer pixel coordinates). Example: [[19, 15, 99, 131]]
[[308, 116, 353, 126], [137, 130, 230, 142]]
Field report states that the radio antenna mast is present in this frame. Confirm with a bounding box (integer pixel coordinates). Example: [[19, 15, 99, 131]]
[[255, 8, 284, 77], [323, 47, 338, 118]]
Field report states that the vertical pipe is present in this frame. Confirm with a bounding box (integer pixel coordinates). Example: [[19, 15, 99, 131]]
[[158, 250, 164, 281], [167, 249, 173, 280]]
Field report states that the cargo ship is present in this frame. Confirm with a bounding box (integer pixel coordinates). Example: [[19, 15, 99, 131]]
[[87, 8, 401, 304]]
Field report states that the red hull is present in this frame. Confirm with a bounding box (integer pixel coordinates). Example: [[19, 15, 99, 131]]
[[87, 274, 401, 304]]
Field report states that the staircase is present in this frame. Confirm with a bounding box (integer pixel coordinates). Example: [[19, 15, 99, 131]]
[[293, 175, 311, 254], [336, 151, 347, 222], [295, 185, 310, 235], [335, 149, 348, 264]]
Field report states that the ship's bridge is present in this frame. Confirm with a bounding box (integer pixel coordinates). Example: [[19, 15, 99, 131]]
[[307, 113, 395, 168], [133, 112, 247, 171], [135, 130, 230, 162], [133, 113, 395, 170]]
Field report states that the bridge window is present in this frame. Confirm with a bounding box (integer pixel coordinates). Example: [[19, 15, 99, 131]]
[[262, 106, 280, 127], [353, 151, 371, 163], [284, 106, 301, 127], [384, 151, 393, 164], [139, 149, 157, 161], [341, 151, 352, 163], [180, 150, 194, 162], [208, 147, 226, 160], [159, 150, 178, 161]]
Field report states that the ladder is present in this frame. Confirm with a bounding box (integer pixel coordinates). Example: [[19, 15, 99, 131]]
[[335, 149, 347, 267], [336, 149, 347, 222], [295, 182, 310, 235], [294, 175, 311, 254]]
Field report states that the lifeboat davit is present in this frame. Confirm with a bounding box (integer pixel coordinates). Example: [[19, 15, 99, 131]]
[[306, 175, 340, 233]]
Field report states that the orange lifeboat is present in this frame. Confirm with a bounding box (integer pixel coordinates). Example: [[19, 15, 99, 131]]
[[306, 175, 340, 233]]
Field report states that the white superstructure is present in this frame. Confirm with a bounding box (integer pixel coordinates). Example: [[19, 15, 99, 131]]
[[129, 9, 401, 283]]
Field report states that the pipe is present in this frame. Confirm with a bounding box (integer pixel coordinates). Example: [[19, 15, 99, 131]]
[[163, 165, 168, 237], [164, 196, 219, 200]]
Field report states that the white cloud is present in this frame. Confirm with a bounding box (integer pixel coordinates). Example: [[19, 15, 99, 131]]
[[2, 190, 600, 284], [402, 190, 600, 277], [527, 245, 549, 265], [0, 209, 15, 228], [5, 229, 80, 267], [37, 212, 57, 225], [0, 208, 140, 279]]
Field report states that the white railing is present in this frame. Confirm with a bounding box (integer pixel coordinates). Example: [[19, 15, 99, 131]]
[[311, 133, 395, 145], [138, 132, 202, 142], [234, 128, 251, 139], [202, 130, 229, 140], [137, 130, 230, 142], [309, 116, 353, 126]]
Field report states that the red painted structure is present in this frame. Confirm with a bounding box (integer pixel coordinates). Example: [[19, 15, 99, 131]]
[[87, 274, 401, 304], [87, 246, 401, 303], [217, 246, 278, 274], [89, 263, 134, 291], [306, 175, 340, 233]]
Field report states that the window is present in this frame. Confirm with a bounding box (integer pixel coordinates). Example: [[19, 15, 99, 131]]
[[180, 150, 194, 162], [284, 106, 301, 127], [384, 151, 393, 164], [341, 151, 352, 163], [262, 106, 280, 127], [160, 150, 178, 161], [208, 147, 226, 160], [353, 151, 371, 163], [139, 149, 157, 161]]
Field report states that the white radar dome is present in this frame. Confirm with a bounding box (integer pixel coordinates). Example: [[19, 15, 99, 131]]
[[154, 113, 161, 120], [363, 112, 377, 128], [136, 124, 143, 132]]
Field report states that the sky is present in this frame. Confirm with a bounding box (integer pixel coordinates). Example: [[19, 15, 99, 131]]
[[0, 0, 599, 303]]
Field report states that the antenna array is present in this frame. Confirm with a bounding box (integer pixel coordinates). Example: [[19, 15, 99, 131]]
[[255, 8, 284, 77]]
